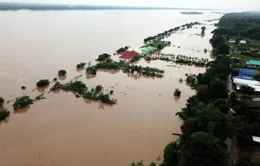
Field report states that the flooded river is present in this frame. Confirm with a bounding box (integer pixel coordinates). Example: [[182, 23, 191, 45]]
[[0, 10, 220, 166]]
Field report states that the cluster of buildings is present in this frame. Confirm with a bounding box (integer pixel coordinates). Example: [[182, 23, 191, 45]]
[[232, 68, 260, 92], [118, 46, 157, 60]]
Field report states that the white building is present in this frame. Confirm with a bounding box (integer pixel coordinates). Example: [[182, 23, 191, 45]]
[[228, 40, 236, 44], [240, 40, 247, 44], [233, 78, 260, 92]]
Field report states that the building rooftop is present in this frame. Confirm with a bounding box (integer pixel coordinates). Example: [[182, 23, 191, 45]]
[[238, 68, 259, 80], [232, 78, 260, 92], [252, 136, 260, 143], [141, 46, 157, 54], [246, 60, 260, 66], [119, 50, 139, 59]]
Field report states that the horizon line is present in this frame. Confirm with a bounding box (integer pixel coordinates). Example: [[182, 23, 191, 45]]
[[0, 1, 217, 10]]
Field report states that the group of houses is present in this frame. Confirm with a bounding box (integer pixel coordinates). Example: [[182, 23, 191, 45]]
[[118, 46, 157, 60], [232, 68, 260, 92]]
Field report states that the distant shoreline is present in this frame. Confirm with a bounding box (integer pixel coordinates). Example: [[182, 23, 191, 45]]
[[180, 11, 203, 15], [0, 2, 213, 11]]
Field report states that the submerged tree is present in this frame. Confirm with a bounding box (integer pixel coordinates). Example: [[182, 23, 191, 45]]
[[13, 96, 33, 110], [0, 109, 10, 121], [0, 97, 4, 105], [58, 70, 67, 76], [174, 89, 182, 97], [36, 79, 50, 88], [76, 62, 86, 69]]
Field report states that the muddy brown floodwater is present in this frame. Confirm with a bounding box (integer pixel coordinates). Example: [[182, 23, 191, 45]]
[[0, 10, 221, 166]]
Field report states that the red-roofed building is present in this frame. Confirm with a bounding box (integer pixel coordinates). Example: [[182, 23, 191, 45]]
[[119, 50, 139, 60]]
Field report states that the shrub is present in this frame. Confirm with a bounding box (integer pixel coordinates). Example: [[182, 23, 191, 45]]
[[63, 81, 87, 95], [174, 89, 181, 97], [76, 62, 86, 69], [0, 97, 4, 105], [36, 79, 50, 88], [96, 53, 111, 61], [35, 93, 45, 101], [50, 81, 64, 91], [149, 162, 156, 166], [116, 46, 129, 54], [145, 56, 152, 61], [13, 96, 33, 110], [98, 93, 117, 104], [95, 85, 103, 93], [130, 55, 141, 63], [0, 109, 10, 121], [86, 66, 97, 75], [186, 74, 197, 87], [58, 70, 67, 76]]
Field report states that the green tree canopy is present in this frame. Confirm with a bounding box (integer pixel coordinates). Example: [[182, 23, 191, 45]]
[[0, 97, 4, 105], [179, 132, 228, 166]]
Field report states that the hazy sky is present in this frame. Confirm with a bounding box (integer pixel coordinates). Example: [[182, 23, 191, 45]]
[[1, 0, 260, 10]]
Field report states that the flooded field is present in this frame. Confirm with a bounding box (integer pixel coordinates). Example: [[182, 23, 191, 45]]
[[0, 10, 220, 166]]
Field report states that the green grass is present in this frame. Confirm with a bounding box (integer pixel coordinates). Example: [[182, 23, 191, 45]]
[[230, 38, 260, 50], [231, 54, 260, 64], [246, 39, 260, 48]]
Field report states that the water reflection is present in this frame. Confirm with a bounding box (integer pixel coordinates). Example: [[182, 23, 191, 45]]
[[37, 86, 49, 93], [86, 74, 96, 80], [14, 105, 31, 114], [58, 75, 67, 80]]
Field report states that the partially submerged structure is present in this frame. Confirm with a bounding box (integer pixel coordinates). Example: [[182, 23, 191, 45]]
[[141, 46, 157, 54], [119, 50, 139, 60], [246, 60, 260, 68]]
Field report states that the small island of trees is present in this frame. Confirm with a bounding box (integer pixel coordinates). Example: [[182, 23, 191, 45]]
[[96, 53, 111, 61], [86, 58, 164, 78], [13, 96, 34, 110], [143, 22, 201, 43], [76, 62, 86, 69], [36, 79, 50, 88], [174, 89, 181, 97], [175, 55, 208, 67], [58, 70, 67, 76], [50, 80, 117, 105], [0, 97, 4, 105], [116, 46, 129, 54], [0, 109, 10, 121]]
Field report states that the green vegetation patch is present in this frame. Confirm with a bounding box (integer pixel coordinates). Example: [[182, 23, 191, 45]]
[[116, 46, 129, 54], [36, 79, 50, 88], [0, 97, 4, 105], [13, 96, 33, 110], [58, 70, 67, 76], [76, 62, 86, 69], [50, 80, 116, 105], [174, 89, 181, 97], [88, 59, 164, 78], [96, 53, 111, 61], [130, 55, 142, 63], [231, 54, 260, 64], [86, 66, 97, 75], [0, 109, 10, 121]]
